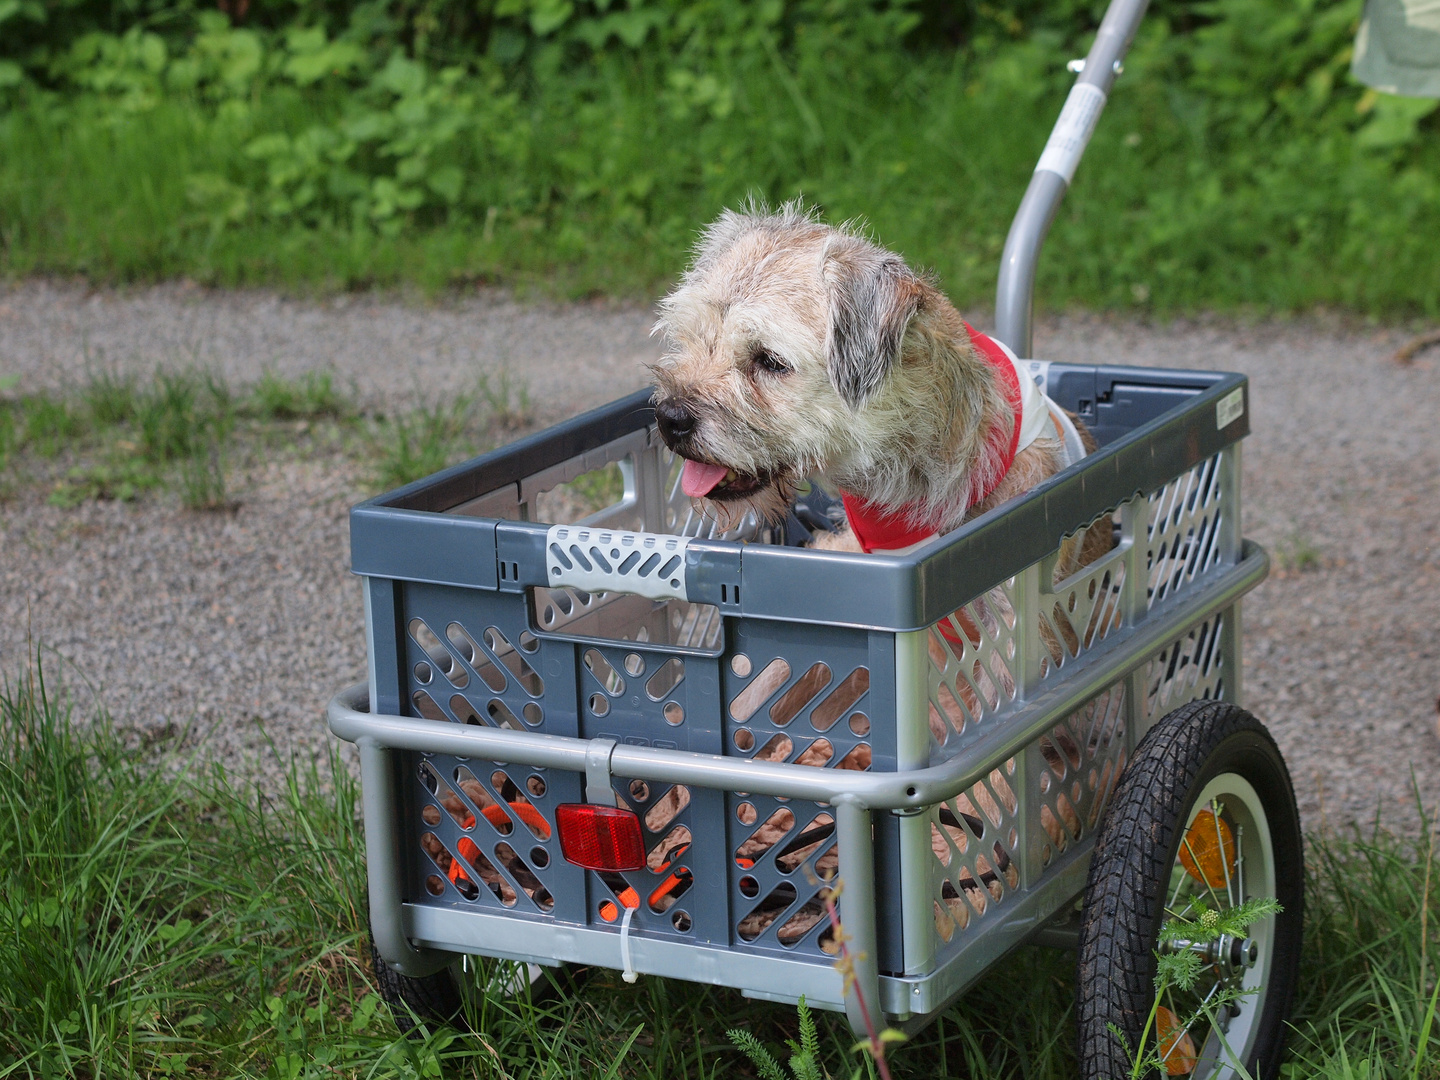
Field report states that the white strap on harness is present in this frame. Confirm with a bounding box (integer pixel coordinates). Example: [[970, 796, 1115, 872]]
[[992, 339, 1087, 469], [1046, 398, 1088, 468]]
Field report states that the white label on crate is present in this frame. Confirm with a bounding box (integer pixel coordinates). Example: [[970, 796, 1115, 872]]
[[1216, 387, 1245, 430], [1035, 83, 1107, 184]]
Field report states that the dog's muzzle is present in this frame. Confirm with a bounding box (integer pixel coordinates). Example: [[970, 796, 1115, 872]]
[[654, 398, 697, 452], [653, 396, 773, 502]]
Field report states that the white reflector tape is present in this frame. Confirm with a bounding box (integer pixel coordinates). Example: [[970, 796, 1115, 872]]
[[1035, 82, 1107, 185]]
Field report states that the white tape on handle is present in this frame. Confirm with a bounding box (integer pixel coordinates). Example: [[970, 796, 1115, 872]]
[[1035, 83, 1107, 185]]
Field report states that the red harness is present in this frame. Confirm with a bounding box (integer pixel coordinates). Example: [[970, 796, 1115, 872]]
[[840, 324, 1022, 553]]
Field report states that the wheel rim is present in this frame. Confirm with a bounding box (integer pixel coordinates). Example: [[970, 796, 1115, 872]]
[[1154, 772, 1277, 1079]]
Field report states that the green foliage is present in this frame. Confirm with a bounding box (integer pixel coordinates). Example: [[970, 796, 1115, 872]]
[[48, 458, 164, 505], [0, 0, 1435, 310], [0, 650, 401, 1076], [19, 393, 85, 457], [2, 647, 1440, 1076], [135, 372, 192, 460], [728, 996, 828, 1080], [246, 369, 348, 420], [371, 396, 476, 490], [1155, 895, 1285, 954], [177, 423, 231, 509], [1283, 820, 1440, 1079], [0, 366, 537, 507], [476, 370, 533, 429], [1121, 890, 1284, 1080], [0, 404, 15, 483], [83, 369, 140, 426], [368, 374, 532, 490]]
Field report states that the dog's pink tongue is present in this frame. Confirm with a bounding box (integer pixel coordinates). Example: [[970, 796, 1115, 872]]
[[681, 459, 729, 497]]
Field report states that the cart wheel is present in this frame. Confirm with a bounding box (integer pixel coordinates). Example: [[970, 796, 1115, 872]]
[[370, 941, 464, 1035], [1076, 701, 1303, 1080], [370, 936, 562, 1036]]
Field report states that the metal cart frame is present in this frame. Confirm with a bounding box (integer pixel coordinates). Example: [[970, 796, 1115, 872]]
[[327, 0, 1269, 1039]]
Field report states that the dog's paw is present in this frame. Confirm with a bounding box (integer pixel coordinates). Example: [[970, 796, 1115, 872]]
[[808, 526, 863, 553]]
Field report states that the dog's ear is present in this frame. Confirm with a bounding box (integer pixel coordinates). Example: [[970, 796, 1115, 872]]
[[823, 247, 922, 408]]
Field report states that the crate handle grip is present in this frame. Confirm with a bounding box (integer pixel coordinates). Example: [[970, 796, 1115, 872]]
[[546, 525, 692, 602]]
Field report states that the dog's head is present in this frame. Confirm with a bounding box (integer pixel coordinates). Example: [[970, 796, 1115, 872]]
[[650, 204, 925, 521]]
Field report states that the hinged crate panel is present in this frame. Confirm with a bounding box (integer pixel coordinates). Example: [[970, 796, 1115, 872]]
[[348, 361, 1261, 1019]]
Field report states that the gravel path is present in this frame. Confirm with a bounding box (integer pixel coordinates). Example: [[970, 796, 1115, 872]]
[[2, 280, 1437, 832]]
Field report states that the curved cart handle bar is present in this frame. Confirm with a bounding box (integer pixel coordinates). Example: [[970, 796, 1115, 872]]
[[994, 0, 1151, 359]]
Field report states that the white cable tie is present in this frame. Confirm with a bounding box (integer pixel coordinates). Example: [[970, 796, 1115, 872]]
[[620, 903, 639, 983]]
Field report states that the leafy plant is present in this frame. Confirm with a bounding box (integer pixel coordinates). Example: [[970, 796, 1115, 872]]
[[2, 0, 1437, 311], [1112, 895, 1283, 1078], [729, 996, 827, 1080]]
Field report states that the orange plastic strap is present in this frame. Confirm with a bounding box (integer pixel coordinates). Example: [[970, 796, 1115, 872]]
[[448, 836, 483, 885], [480, 801, 553, 840]]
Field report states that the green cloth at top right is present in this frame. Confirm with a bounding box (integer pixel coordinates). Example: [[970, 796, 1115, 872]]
[[1353, 0, 1440, 97]]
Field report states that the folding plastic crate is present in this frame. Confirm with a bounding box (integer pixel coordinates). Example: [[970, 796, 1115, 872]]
[[330, 359, 1267, 1032]]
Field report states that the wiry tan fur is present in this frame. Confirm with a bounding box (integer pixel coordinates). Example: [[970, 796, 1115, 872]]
[[652, 202, 1092, 551]]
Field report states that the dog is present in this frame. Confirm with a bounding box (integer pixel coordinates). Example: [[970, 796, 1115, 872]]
[[651, 205, 1112, 939], [650, 201, 1101, 559]]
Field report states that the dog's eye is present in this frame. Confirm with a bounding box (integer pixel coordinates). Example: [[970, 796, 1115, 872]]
[[751, 349, 790, 376]]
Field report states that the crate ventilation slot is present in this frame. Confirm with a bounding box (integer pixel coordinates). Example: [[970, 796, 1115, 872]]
[[546, 526, 691, 601]]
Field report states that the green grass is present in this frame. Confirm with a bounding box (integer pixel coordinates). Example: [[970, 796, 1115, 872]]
[[368, 396, 477, 491], [0, 367, 529, 507], [2, 649, 1437, 1078], [246, 371, 351, 423]]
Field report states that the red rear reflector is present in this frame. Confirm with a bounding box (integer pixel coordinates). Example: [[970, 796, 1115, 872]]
[[555, 803, 646, 871]]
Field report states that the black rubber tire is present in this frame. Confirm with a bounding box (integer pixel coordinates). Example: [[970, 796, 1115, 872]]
[[371, 933, 575, 1037], [370, 940, 465, 1036], [1076, 701, 1304, 1079]]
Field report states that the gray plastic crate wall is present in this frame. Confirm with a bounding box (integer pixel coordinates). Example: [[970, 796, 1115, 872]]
[[375, 413, 1241, 984], [903, 444, 1236, 977]]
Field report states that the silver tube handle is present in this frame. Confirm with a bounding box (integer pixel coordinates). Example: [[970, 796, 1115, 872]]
[[994, 0, 1151, 358]]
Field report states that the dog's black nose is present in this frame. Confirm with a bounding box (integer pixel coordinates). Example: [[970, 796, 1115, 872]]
[[655, 399, 696, 445]]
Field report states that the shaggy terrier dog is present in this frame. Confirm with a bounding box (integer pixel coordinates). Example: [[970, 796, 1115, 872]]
[[650, 203, 1098, 555]]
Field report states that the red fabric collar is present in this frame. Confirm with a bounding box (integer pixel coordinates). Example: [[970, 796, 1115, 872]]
[[840, 323, 1022, 553]]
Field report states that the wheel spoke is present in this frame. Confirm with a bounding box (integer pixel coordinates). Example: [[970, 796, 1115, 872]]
[[1236, 823, 1246, 902], [1169, 865, 1193, 911], [1211, 800, 1236, 908]]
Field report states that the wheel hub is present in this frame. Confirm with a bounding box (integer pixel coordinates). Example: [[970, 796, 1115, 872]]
[[1162, 934, 1260, 982]]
